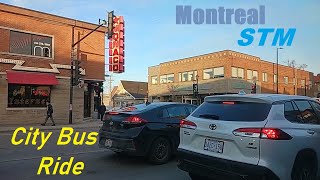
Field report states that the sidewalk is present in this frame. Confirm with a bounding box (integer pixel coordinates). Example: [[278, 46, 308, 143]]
[[0, 118, 103, 133]]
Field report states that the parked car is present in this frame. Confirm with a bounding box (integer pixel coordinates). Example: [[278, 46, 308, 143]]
[[99, 102, 197, 164], [313, 97, 320, 102], [177, 94, 320, 180]]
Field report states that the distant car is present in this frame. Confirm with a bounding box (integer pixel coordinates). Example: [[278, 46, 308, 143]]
[[177, 94, 320, 180], [99, 102, 197, 164]]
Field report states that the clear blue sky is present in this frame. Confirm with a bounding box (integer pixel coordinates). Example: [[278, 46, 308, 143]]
[[2, 0, 320, 91]]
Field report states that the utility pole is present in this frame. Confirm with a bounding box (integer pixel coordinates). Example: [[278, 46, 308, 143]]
[[69, 26, 75, 124], [276, 47, 283, 94], [68, 20, 106, 124]]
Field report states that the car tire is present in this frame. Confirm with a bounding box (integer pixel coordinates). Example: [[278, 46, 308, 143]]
[[148, 137, 171, 165], [291, 154, 317, 180]]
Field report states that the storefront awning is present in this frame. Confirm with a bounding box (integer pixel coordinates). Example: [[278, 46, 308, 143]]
[[6, 71, 59, 85]]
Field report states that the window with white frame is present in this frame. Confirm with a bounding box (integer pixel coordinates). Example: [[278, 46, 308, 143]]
[[151, 76, 158, 85], [203, 67, 224, 79], [179, 71, 197, 82], [167, 74, 174, 83], [247, 70, 258, 80], [284, 76, 289, 85], [232, 67, 244, 79], [247, 70, 253, 80], [160, 74, 174, 84], [203, 69, 213, 80], [160, 75, 167, 84], [262, 72, 268, 82], [253, 71, 258, 80], [274, 74, 278, 83]]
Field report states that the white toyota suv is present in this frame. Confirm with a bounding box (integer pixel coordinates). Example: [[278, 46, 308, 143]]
[[177, 94, 320, 180]]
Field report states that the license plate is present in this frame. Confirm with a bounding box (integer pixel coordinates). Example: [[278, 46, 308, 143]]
[[203, 139, 224, 153], [105, 139, 112, 148]]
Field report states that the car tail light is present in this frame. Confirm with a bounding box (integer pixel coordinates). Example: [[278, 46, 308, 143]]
[[123, 116, 147, 124], [222, 101, 235, 105], [108, 112, 119, 115], [233, 128, 292, 140], [180, 119, 197, 130]]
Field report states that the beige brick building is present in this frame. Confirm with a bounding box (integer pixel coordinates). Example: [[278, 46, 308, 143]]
[[148, 50, 314, 104], [0, 3, 106, 125]]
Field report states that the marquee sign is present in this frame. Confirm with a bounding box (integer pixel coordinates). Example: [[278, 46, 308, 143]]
[[109, 16, 125, 73]]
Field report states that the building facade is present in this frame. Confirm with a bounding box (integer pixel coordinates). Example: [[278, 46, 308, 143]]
[[111, 80, 148, 107], [148, 50, 314, 104], [0, 3, 106, 125]]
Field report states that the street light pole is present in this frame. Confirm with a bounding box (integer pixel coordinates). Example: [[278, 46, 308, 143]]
[[276, 47, 283, 94]]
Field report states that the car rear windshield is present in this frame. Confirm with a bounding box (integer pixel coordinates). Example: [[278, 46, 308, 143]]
[[191, 101, 271, 121]]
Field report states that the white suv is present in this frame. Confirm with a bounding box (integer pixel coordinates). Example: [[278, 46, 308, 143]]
[[177, 94, 320, 180]]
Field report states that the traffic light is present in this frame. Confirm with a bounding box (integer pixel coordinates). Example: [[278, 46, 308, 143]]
[[193, 84, 198, 97], [107, 11, 114, 39], [251, 83, 257, 94], [73, 60, 82, 86]]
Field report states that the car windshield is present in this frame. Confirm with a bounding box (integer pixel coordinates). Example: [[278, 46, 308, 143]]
[[191, 101, 272, 121]]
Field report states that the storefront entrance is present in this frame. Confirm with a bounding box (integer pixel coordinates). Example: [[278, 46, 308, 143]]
[[84, 84, 92, 118]]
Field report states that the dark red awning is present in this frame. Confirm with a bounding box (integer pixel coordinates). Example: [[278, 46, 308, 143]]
[[6, 71, 59, 85]]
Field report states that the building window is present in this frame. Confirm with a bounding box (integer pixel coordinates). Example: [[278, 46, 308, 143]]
[[151, 76, 158, 85], [247, 70, 258, 80], [262, 73, 268, 82], [203, 67, 224, 80], [167, 74, 174, 83], [160, 74, 174, 84], [179, 71, 197, 82], [301, 79, 306, 86], [160, 75, 167, 84], [274, 74, 278, 83], [309, 81, 313, 88], [232, 67, 244, 79], [8, 84, 51, 108], [10, 31, 53, 58], [284, 76, 289, 85]]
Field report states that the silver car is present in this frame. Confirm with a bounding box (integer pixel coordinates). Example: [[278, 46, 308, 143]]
[[177, 94, 320, 180]]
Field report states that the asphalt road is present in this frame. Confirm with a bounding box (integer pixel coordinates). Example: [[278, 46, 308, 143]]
[[0, 127, 190, 180]]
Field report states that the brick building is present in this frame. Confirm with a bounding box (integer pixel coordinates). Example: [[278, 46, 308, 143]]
[[0, 3, 106, 125], [148, 50, 314, 104]]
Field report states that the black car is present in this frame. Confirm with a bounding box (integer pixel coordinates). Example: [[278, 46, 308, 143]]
[[99, 102, 197, 164]]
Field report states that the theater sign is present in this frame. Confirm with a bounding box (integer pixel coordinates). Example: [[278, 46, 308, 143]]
[[109, 16, 125, 73]]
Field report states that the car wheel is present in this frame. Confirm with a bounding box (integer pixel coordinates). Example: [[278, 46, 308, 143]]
[[292, 154, 317, 180], [148, 137, 171, 165], [189, 173, 210, 180]]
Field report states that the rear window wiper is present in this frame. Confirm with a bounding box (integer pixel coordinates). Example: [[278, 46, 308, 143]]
[[199, 114, 220, 120]]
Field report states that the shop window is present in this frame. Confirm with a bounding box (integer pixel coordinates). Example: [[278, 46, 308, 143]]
[[8, 84, 51, 108], [10, 31, 53, 58]]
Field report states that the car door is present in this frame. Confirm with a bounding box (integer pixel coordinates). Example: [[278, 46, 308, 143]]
[[161, 105, 188, 149], [289, 100, 320, 170], [308, 100, 320, 175]]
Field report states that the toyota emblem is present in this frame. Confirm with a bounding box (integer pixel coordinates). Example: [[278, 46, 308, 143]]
[[209, 124, 217, 130], [109, 121, 114, 126]]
